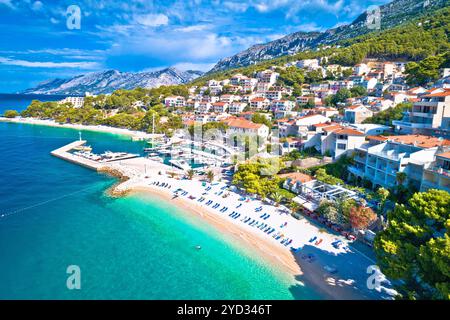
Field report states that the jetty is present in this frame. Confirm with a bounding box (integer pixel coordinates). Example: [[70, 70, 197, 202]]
[[50, 140, 183, 182], [50, 140, 102, 170]]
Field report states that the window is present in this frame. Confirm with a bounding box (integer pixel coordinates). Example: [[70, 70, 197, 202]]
[[337, 143, 346, 150]]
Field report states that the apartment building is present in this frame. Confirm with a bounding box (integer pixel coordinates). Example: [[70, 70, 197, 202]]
[[223, 118, 270, 143], [250, 97, 270, 111], [348, 135, 450, 190], [212, 102, 229, 113], [320, 126, 366, 159], [265, 91, 283, 101], [421, 151, 450, 193], [271, 100, 295, 112], [196, 102, 212, 114], [59, 96, 85, 108], [393, 89, 450, 135], [256, 70, 279, 85], [228, 102, 247, 114], [344, 105, 373, 124]]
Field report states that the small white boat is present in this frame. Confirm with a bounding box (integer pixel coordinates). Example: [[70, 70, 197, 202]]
[[148, 156, 164, 163], [169, 159, 191, 171]]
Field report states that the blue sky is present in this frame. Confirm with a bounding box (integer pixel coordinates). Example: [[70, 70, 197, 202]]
[[0, 0, 389, 92]]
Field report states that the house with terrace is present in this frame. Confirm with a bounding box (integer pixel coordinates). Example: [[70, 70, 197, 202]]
[[393, 89, 450, 135], [421, 151, 450, 193]]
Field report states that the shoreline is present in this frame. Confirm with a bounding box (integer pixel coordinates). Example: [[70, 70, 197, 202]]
[[6, 119, 394, 300], [131, 185, 302, 276], [118, 179, 389, 300], [0, 117, 154, 140]]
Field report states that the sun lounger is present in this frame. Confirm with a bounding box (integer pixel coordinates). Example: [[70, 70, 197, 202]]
[[309, 236, 317, 243]]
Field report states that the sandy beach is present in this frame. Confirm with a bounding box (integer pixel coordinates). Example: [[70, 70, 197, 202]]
[[110, 166, 396, 300]]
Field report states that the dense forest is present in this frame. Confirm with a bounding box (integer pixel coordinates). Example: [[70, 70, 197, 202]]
[[18, 85, 188, 135]]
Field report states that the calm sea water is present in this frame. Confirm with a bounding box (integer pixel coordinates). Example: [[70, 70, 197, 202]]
[[0, 122, 319, 299], [0, 94, 68, 113]]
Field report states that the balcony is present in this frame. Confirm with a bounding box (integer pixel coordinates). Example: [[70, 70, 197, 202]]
[[354, 155, 366, 163], [392, 120, 432, 129], [421, 180, 450, 193], [425, 165, 450, 177], [348, 166, 365, 177], [370, 151, 404, 161], [409, 111, 435, 118]]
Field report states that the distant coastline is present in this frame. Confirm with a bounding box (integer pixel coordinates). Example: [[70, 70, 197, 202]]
[[0, 116, 153, 140], [0, 93, 69, 113]]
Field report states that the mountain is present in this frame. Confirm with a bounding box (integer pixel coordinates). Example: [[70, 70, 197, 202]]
[[22, 68, 204, 95], [210, 0, 449, 72]]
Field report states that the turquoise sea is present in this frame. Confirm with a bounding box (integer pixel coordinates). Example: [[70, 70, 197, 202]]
[[0, 121, 320, 299], [0, 94, 68, 114]]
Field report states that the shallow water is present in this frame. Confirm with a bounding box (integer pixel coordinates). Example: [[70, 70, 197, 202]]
[[0, 122, 320, 299]]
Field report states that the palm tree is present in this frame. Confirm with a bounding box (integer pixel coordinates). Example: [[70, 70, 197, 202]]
[[396, 172, 407, 186], [289, 201, 300, 214], [271, 191, 284, 207], [168, 171, 176, 179], [206, 170, 215, 183], [186, 169, 195, 180]]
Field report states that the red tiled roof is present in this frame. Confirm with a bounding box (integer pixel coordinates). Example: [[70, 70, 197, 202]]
[[436, 152, 450, 160], [323, 125, 344, 133], [346, 105, 364, 110], [334, 128, 365, 136], [225, 118, 263, 130], [251, 97, 268, 102], [313, 122, 334, 128], [367, 135, 389, 142], [423, 89, 450, 98], [386, 135, 450, 148]]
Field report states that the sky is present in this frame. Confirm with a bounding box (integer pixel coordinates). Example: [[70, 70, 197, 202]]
[[0, 0, 390, 93]]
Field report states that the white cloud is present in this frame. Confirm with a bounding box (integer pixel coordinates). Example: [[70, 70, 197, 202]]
[[172, 62, 216, 72], [0, 0, 14, 9], [0, 57, 100, 69], [293, 22, 324, 32], [31, 1, 43, 11], [50, 17, 59, 24], [266, 33, 286, 41], [175, 24, 212, 32], [222, 2, 249, 12], [134, 13, 169, 27]]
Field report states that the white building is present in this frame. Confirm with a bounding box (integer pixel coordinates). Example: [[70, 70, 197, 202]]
[[344, 105, 373, 124], [228, 102, 247, 114], [212, 102, 229, 113], [296, 59, 320, 70], [393, 89, 450, 135], [349, 135, 450, 190], [354, 63, 370, 76], [164, 96, 186, 108], [59, 96, 84, 108], [196, 102, 212, 114], [271, 100, 295, 112], [256, 70, 279, 86], [250, 97, 270, 111]]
